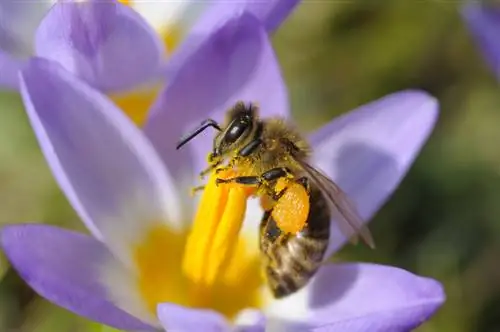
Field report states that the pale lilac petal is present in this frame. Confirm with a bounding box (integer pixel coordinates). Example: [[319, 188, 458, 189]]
[[0, 51, 25, 89], [157, 303, 229, 332], [19, 58, 182, 261], [309, 90, 438, 255], [145, 12, 288, 186], [234, 309, 266, 332], [0, 0, 51, 57], [190, 0, 301, 34], [461, 2, 500, 80], [1, 224, 154, 331], [268, 263, 445, 332], [35, 1, 165, 92]]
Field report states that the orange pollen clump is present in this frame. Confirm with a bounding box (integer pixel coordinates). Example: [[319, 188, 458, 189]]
[[271, 179, 310, 234]]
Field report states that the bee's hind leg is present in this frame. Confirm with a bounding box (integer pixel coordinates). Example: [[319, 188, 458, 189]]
[[295, 176, 310, 193], [270, 176, 310, 202]]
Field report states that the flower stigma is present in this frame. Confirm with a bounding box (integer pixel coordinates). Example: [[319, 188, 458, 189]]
[[131, 170, 262, 321]]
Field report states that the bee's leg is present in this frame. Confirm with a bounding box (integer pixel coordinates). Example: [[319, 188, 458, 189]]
[[260, 167, 292, 182], [295, 177, 310, 194], [238, 138, 263, 157], [270, 176, 310, 201], [190, 185, 205, 196], [216, 176, 262, 186], [215, 167, 292, 191], [199, 160, 223, 178]]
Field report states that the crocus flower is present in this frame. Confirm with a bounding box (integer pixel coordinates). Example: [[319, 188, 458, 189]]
[[0, 0, 299, 125], [1, 11, 444, 332], [462, 1, 500, 80]]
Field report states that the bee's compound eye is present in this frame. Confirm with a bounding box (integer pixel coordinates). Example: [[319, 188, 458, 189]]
[[224, 120, 248, 144]]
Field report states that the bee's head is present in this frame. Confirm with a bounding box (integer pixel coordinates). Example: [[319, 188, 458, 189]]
[[210, 102, 257, 163]]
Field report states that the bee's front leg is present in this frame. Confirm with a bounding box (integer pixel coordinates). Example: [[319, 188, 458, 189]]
[[215, 175, 262, 186]]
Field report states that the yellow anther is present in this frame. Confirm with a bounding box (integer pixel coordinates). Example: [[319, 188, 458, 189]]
[[205, 185, 247, 284], [182, 172, 229, 285], [182, 170, 252, 287]]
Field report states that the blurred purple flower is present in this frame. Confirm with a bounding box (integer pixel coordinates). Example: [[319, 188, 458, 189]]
[[462, 1, 500, 80], [0, 0, 300, 91], [1, 10, 444, 332]]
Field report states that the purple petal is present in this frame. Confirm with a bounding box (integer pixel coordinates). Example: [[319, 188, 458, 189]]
[[0, 51, 25, 89], [157, 303, 229, 332], [1, 224, 154, 331], [190, 0, 301, 34], [462, 2, 500, 80], [269, 263, 445, 332], [35, 0, 165, 92], [19, 58, 182, 251], [309, 90, 438, 255], [145, 11, 288, 186]]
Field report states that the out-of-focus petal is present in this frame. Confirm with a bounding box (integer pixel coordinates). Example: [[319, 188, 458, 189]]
[[190, 0, 300, 34], [462, 2, 500, 80], [0, 51, 25, 89], [19, 58, 182, 264], [145, 12, 288, 189], [35, 1, 165, 92], [267, 263, 445, 332], [157, 303, 229, 332], [0, 0, 52, 57], [131, 0, 204, 34], [234, 309, 266, 332], [0, 0, 51, 89], [1, 224, 155, 331], [309, 90, 438, 255]]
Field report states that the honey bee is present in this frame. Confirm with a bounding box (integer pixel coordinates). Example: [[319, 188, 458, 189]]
[[176, 101, 375, 298]]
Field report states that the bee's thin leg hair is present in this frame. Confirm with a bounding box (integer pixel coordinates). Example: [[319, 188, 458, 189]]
[[191, 185, 205, 193]]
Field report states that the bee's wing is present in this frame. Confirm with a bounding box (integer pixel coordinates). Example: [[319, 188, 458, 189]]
[[294, 158, 375, 249]]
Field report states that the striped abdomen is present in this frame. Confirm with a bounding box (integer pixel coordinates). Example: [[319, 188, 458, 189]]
[[259, 185, 331, 298]]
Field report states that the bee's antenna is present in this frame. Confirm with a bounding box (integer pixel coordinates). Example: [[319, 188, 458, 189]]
[[176, 119, 221, 150]]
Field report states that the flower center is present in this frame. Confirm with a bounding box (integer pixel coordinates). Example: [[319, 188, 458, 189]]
[[132, 171, 263, 321]]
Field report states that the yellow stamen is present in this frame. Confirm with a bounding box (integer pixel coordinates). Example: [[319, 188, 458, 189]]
[[182, 171, 229, 285], [182, 170, 251, 286], [162, 25, 182, 54], [132, 172, 262, 319], [206, 184, 248, 284], [110, 86, 161, 126]]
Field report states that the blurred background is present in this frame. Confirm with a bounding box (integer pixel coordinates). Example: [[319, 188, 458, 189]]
[[0, 0, 499, 331]]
